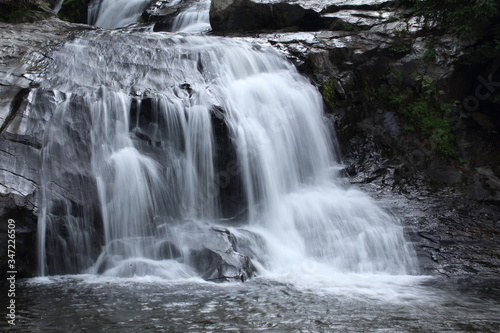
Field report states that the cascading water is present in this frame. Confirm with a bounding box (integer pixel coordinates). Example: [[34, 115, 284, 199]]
[[88, 0, 152, 29], [36, 2, 417, 280], [170, 0, 211, 33], [87, 0, 211, 32], [9, 3, 500, 332]]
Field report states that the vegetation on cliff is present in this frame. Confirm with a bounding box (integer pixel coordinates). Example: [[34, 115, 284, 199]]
[[405, 0, 500, 64], [378, 73, 459, 158], [367, 0, 500, 159], [0, 0, 54, 23], [410, 0, 499, 37]]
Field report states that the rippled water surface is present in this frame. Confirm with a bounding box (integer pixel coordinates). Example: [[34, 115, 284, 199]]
[[2, 275, 499, 332]]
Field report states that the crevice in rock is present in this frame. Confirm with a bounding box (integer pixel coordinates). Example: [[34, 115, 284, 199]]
[[0, 87, 30, 134]]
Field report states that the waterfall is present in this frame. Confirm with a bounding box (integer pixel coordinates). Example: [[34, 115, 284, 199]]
[[170, 1, 211, 33], [36, 6, 417, 278], [88, 0, 152, 29], [87, 0, 211, 32]]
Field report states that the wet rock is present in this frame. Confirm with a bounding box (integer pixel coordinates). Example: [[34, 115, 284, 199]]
[[0, 198, 38, 279], [143, 0, 190, 23], [210, 0, 327, 32], [426, 166, 463, 185], [322, 0, 395, 13], [0, 19, 93, 278], [155, 241, 182, 260], [145, 0, 198, 31], [189, 227, 256, 282]]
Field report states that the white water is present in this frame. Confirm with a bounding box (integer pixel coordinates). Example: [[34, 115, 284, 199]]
[[54, 0, 65, 13], [36, 31, 417, 280], [88, 0, 211, 32], [88, 0, 151, 29], [36, 0, 417, 281], [170, 0, 211, 33]]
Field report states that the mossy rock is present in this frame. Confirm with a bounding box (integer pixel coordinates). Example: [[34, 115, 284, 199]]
[[0, 1, 55, 23], [58, 0, 89, 24], [320, 79, 337, 110]]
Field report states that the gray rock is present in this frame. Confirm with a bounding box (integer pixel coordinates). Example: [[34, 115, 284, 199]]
[[0, 19, 94, 277], [189, 227, 256, 282]]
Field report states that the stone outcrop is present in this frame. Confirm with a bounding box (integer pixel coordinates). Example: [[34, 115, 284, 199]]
[[209, 0, 327, 32], [142, 0, 196, 31]]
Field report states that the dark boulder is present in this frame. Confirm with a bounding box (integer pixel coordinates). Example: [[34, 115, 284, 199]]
[[209, 0, 326, 32], [58, 0, 90, 24], [189, 227, 256, 282]]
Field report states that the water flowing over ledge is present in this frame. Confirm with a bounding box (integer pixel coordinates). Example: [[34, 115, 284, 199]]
[[88, 0, 152, 29], [1, 1, 499, 332], [33, 28, 417, 280]]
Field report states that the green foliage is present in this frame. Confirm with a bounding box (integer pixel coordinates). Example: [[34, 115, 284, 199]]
[[380, 72, 459, 158], [320, 79, 337, 110], [388, 28, 412, 57], [2, 7, 30, 23], [400, 0, 500, 66], [422, 40, 437, 63], [390, 68, 404, 85], [405, 0, 499, 38], [340, 23, 356, 31], [389, 44, 411, 56]]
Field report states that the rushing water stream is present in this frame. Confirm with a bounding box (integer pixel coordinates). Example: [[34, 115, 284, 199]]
[[38, 1, 418, 279], [5, 0, 500, 331]]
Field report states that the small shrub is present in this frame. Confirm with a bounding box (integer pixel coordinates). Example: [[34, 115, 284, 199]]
[[379, 72, 459, 158]]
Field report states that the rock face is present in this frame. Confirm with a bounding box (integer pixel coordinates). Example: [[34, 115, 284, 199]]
[[368, 186, 500, 277], [209, 0, 327, 32], [242, 11, 499, 203], [0, 18, 93, 278]]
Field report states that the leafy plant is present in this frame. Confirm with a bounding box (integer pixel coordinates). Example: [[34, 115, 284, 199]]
[[380, 72, 459, 157], [320, 79, 337, 110], [137, 15, 146, 24]]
